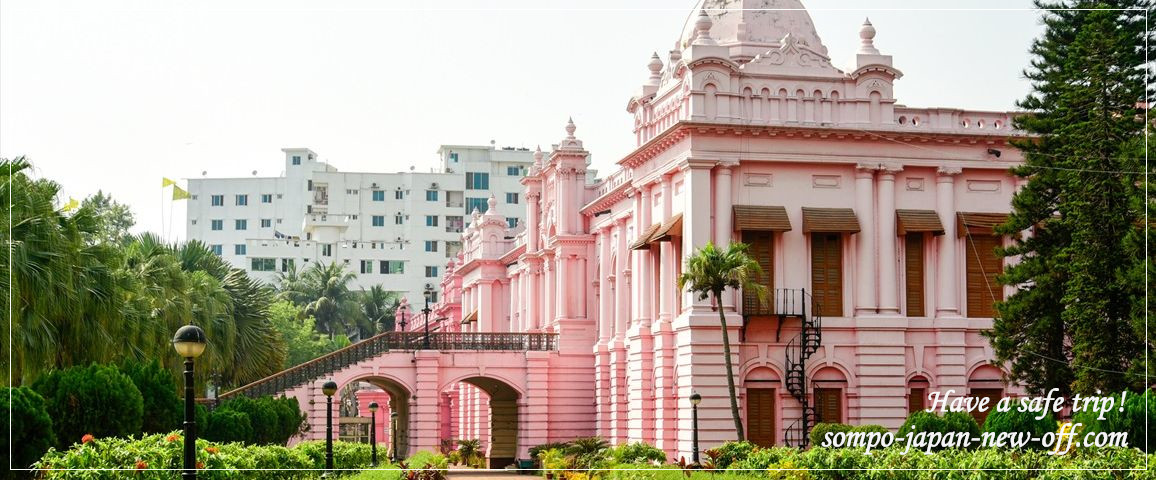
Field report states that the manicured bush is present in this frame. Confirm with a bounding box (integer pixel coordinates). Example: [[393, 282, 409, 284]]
[[218, 396, 279, 444], [605, 441, 666, 465], [203, 409, 253, 444], [942, 411, 982, 443], [1074, 389, 1156, 453], [0, 386, 56, 473], [707, 440, 758, 469], [33, 431, 381, 479], [31, 363, 144, 449], [982, 407, 1055, 450], [809, 422, 853, 447], [119, 359, 182, 435], [851, 424, 890, 435], [898, 410, 946, 438]]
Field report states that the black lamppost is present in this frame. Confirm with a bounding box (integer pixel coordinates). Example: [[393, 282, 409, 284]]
[[422, 285, 434, 349], [172, 325, 207, 480], [397, 298, 409, 332], [322, 380, 338, 471], [368, 401, 379, 467], [390, 411, 399, 462], [690, 391, 702, 466]]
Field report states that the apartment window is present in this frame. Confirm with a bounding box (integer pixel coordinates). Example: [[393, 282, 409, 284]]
[[292, 155, 301, 165], [307, 180, 313, 191], [506, 217, 518, 228], [251, 258, 276, 272], [261, 194, 273, 203], [466, 197, 488, 214], [507, 166, 522, 176], [210, 219, 223, 231], [234, 244, 247, 255], [426, 190, 438, 201], [810, 233, 843, 317], [321, 244, 333, 256], [395, 215, 404, 225], [360, 260, 373, 274], [814, 388, 843, 424], [235, 194, 248, 206], [191, 220, 197, 225], [449, 152, 459, 162], [380, 260, 404, 274], [426, 215, 439, 227], [210, 244, 223, 255], [395, 190, 404, 200], [466, 172, 489, 190], [424, 240, 438, 252], [372, 215, 385, 227], [446, 216, 464, 233], [277, 194, 283, 199], [506, 192, 519, 204], [281, 258, 294, 273], [742, 231, 775, 316], [966, 234, 1004, 318], [211, 195, 224, 206], [260, 219, 272, 228], [235, 219, 247, 230], [425, 266, 439, 278], [191, 195, 198, 200], [905, 234, 926, 317], [446, 241, 462, 258], [372, 190, 385, 201]]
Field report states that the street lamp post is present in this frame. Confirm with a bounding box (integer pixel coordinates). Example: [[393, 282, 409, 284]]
[[422, 286, 434, 349], [172, 325, 207, 480], [390, 411, 399, 462], [690, 391, 702, 466], [368, 401, 379, 467], [322, 380, 338, 471]]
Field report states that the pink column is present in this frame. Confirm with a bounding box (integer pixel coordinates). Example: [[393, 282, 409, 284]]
[[614, 218, 631, 338], [479, 280, 493, 332], [854, 163, 879, 315], [684, 162, 713, 309], [935, 167, 961, 316], [527, 262, 541, 331], [877, 164, 902, 314], [627, 183, 655, 444], [653, 173, 675, 453], [713, 164, 735, 310], [611, 218, 631, 443], [544, 257, 555, 330], [595, 228, 612, 437]]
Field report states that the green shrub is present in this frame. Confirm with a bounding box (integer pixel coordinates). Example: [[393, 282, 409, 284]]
[[1074, 389, 1156, 453], [203, 409, 253, 444], [851, 424, 890, 435], [217, 396, 278, 444], [605, 441, 666, 465], [809, 422, 853, 447], [529, 441, 569, 460], [898, 410, 946, 438], [31, 363, 144, 449], [0, 386, 56, 473], [982, 407, 1055, 450], [708, 440, 759, 469], [402, 449, 449, 470], [942, 411, 982, 444], [119, 359, 182, 435]]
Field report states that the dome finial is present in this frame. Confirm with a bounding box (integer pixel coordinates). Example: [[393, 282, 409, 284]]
[[693, 10, 716, 46], [565, 117, 576, 139], [487, 194, 497, 212], [858, 18, 879, 54], [533, 145, 543, 164], [647, 52, 663, 85]]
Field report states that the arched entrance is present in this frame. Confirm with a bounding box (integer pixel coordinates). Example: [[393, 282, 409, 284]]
[[443, 376, 521, 468], [341, 376, 413, 459]]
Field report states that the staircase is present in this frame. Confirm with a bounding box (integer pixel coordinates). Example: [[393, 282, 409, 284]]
[[779, 289, 822, 448]]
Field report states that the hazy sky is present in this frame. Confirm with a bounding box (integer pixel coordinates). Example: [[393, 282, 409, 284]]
[[1, 0, 1042, 240]]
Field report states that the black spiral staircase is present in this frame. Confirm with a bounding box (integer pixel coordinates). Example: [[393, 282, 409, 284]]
[[779, 289, 822, 448]]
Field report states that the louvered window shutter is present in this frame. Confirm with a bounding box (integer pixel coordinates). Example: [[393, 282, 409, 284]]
[[966, 235, 1003, 318], [742, 231, 774, 315], [815, 388, 842, 424], [811, 234, 843, 317], [905, 234, 925, 317], [908, 388, 926, 413]]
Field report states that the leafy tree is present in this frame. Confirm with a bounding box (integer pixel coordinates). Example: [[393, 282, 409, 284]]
[[81, 190, 135, 244], [31, 364, 144, 449], [0, 386, 56, 473], [269, 300, 347, 368], [988, 0, 1153, 395], [203, 408, 254, 444], [118, 359, 181, 435], [677, 241, 767, 441]]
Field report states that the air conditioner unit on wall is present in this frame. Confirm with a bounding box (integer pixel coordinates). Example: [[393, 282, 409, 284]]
[[430, 183, 439, 190], [425, 283, 434, 289]]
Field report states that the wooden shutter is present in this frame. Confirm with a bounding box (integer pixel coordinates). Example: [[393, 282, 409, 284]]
[[905, 234, 925, 317], [747, 389, 776, 447], [810, 234, 843, 317], [965, 234, 1003, 318], [908, 388, 926, 414], [743, 231, 774, 315], [814, 388, 842, 424], [969, 388, 1003, 426]]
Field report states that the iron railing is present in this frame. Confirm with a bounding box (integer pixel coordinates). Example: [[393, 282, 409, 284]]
[[221, 331, 558, 399], [782, 289, 823, 448]]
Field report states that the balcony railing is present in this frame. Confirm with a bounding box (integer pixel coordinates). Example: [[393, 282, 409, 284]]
[[220, 331, 558, 399]]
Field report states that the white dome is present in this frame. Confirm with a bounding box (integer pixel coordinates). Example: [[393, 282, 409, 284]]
[[679, 0, 829, 57]]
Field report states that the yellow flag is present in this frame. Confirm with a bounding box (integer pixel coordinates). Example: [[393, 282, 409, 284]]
[[162, 177, 176, 187], [61, 197, 79, 211], [172, 185, 190, 200]]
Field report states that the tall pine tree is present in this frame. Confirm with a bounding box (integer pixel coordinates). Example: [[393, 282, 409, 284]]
[[987, 0, 1152, 396]]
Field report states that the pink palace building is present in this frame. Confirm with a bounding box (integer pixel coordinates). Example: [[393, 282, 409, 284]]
[[228, 0, 1027, 466]]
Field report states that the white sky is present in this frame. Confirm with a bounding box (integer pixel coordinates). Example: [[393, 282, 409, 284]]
[[1, 0, 1042, 241]]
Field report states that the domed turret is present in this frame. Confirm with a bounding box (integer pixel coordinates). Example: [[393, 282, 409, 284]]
[[679, 0, 828, 63]]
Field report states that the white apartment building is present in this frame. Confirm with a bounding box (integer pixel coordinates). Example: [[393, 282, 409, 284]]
[[186, 144, 587, 306]]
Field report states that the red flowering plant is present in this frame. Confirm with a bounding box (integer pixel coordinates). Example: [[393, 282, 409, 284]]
[[80, 434, 95, 445]]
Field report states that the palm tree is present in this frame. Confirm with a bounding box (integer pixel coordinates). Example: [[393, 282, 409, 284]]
[[273, 262, 312, 306], [360, 286, 399, 335], [677, 241, 767, 442], [303, 261, 358, 339]]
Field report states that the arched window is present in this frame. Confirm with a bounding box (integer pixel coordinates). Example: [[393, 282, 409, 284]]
[[812, 367, 847, 424], [704, 83, 718, 120], [908, 375, 931, 413]]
